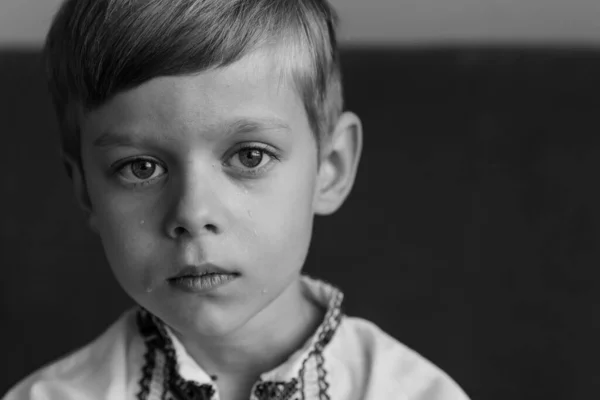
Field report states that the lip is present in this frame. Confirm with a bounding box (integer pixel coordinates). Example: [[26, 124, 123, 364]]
[[167, 263, 239, 293], [168, 263, 237, 280]]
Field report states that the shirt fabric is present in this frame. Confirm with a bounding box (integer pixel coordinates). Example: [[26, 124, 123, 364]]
[[4, 275, 470, 400]]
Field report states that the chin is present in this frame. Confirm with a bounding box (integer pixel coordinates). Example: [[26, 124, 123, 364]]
[[154, 296, 260, 339]]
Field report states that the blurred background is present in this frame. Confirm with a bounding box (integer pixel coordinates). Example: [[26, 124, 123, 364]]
[[2, 0, 600, 399]]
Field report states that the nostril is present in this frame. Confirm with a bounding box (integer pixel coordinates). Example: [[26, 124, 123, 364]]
[[173, 226, 186, 237], [205, 224, 218, 233], [169, 223, 219, 238]]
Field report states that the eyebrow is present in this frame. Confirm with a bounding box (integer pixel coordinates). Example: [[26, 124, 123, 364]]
[[92, 117, 291, 149], [224, 117, 291, 136]]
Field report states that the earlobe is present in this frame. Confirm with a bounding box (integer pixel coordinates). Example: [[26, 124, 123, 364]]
[[314, 111, 363, 215], [63, 153, 98, 233]]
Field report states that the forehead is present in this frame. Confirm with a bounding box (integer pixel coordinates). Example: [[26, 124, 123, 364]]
[[80, 47, 307, 143]]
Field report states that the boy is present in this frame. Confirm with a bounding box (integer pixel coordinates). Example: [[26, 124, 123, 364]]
[[4, 0, 470, 399]]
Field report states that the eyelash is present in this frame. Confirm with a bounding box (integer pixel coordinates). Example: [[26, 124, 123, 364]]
[[111, 156, 166, 188], [225, 143, 280, 176], [111, 143, 280, 187]]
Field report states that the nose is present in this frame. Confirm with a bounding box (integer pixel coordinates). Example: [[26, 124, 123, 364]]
[[163, 166, 226, 240]]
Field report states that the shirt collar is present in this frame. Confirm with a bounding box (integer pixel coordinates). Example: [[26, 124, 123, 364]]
[[136, 274, 344, 400]]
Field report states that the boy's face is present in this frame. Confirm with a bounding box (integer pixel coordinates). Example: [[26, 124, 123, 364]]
[[77, 49, 324, 337]]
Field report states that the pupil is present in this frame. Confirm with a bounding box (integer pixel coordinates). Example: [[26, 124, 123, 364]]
[[132, 161, 155, 179], [240, 149, 262, 168]]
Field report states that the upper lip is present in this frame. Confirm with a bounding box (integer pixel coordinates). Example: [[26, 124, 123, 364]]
[[168, 263, 237, 280]]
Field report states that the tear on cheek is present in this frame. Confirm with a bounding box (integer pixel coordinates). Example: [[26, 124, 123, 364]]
[[140, 271, 158, 294]]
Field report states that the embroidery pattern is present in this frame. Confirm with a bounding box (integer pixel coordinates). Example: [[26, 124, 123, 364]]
[[253, 379, 299, 400], [294, 282, 343, 400], [136, 277, 344, 400], [136, 310, 216, 400]]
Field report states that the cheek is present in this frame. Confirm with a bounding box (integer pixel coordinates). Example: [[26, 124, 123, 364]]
[[249, 163, 317, 265], [95, 193, 142, 245], [92, 191, 157, 289], [89, 171, 152, 244]]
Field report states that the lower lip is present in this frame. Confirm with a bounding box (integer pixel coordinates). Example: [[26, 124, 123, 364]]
[[168, 273, 238, 293]]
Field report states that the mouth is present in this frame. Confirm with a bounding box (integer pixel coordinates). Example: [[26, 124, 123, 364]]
[[167, 263, 240, 293], [168, 263, 240, 280]]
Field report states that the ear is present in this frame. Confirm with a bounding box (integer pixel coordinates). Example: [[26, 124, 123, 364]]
[[314, 111, 363, 215], [63, 153, 98, 233]]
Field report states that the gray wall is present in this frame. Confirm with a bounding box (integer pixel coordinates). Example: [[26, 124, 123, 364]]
[[2, 0, 600, 47]]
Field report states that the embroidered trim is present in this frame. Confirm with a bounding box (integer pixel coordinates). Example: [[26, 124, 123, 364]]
[[136, 310, 216, 400], [136, 276, 344, 400], [314, 352, 329, 400], [253, 379, 299, 400], [136, 311, 159, 400]]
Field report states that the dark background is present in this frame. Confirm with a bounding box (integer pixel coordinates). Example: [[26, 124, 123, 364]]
[[2, 46, 600, 398]]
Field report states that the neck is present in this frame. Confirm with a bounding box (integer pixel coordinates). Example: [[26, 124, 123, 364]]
[[174, 277, 324, 383]]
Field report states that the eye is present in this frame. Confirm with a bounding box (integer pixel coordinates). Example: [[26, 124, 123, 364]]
[[238, 148, 265, 168], [116, 158, 167, 185], [227, 144, 279, 173]]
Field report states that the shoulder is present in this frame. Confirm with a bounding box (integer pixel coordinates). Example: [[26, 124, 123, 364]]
[[2, 308, 142, 400], [327, 316, 470, 400]]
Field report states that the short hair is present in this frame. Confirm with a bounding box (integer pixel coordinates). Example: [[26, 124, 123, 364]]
[[44, 0, 343, 172]]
